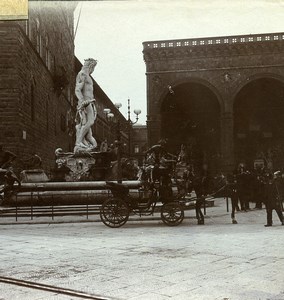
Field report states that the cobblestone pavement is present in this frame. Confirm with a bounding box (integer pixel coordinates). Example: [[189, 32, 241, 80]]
[[0, 198, 284, 300]]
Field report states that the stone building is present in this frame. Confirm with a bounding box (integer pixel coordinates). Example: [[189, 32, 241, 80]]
[[143, 32, 284, 172], [0, 2, 77, 171], [130, 124, 147, 165]]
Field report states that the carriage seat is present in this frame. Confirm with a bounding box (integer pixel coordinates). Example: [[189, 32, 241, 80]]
[[106, 181, 129, 198]]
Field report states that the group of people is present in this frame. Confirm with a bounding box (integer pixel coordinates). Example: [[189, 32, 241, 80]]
[[223, 164, 284, 227], [142, 140, 284, 227]]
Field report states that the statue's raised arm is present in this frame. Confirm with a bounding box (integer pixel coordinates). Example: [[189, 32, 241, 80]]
[[74, 58, 98, 153]]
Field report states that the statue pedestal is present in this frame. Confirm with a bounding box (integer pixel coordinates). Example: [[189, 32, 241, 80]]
[[55, 151, 111, 182]]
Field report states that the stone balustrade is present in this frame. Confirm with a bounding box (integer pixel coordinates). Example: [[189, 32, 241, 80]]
[[143, 32, 284, 49]]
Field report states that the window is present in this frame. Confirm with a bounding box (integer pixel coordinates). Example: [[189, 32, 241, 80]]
[[45, 35, 52, 70], [31, 85, 35, 121], [54, 107, 57, 136], [134, 145, 139, 154], [67, 86, 71, 103], [46, 96, 49, 131], [35, 18, 41, 55], [60, 114, 66, 132], [24, 20, 28, 35]]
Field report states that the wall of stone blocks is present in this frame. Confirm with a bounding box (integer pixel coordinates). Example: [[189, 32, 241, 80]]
[[0, 17, 75, 172]]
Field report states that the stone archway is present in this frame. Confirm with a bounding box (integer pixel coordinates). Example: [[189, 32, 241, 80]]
[[234, 77, 284, 170], [160, 81, 221, 171]]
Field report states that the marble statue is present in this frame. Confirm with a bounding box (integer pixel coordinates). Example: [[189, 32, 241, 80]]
[[74, 58, 98, 153]]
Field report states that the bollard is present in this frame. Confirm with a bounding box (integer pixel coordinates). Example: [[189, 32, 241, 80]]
[[30, 192, 33, 220], [15, 193, 18, 222], [226, 197, 229, 212], [52, 195, 54, 221]]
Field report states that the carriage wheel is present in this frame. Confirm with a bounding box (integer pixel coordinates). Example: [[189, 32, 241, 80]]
[[161, 202, 184, 226], [100, 198, 129, 228]]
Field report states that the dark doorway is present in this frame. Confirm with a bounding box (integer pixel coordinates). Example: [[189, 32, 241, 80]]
[[160, 82, 220, 171], [234, 78, 284, 170]]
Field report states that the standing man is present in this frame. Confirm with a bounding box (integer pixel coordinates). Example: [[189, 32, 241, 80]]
[[236, 164, 250, 211], [193, 165, 210, 225], [74, 58, 98, 152], [252, 165, 265, 209], [226, 173, 239, 224], [263, 172, 284, 227]]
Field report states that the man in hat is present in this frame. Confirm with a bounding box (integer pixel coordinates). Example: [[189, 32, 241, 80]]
[[263, 171, 284, 227]]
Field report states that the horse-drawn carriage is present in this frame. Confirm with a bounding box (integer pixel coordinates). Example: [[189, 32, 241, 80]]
[[99, 158, 217, 228], [99, 167, 185, 228]]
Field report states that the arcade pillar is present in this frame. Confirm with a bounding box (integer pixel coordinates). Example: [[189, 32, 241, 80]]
[[220, 112, 234, 172]]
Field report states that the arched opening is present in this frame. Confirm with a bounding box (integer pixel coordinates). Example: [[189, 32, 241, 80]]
[[234, 77, 284, 170], [160, 82, 221, 171]]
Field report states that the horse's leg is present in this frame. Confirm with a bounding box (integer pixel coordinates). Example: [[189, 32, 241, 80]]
[[196, 198, 204, 225], [231, 193, 238, 224]]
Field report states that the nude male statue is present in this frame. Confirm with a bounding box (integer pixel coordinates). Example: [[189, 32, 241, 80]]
[[74, 58, 98, 153]]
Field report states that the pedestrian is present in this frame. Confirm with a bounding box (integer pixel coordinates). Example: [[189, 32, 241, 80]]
[[100, 139, 108, 152], [263, 172, 284, 227], [183, 164, 195, 194], [236, 164, 251, 211], [193, 165, 210, 225], [226, 173, 239, 224], [252, 165, 265, 209]]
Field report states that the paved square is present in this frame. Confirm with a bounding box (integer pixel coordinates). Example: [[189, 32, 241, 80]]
[[0, 199, 284, 300]]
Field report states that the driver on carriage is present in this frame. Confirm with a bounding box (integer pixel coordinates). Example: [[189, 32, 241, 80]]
[[144, 139, 176, 183]]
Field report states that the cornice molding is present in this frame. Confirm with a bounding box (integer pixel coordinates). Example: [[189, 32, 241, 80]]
[[143, 33, 284, 62]]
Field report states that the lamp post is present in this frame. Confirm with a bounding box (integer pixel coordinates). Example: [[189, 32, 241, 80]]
[[127, 98, 141, 156], [104, 100, 141, 183]]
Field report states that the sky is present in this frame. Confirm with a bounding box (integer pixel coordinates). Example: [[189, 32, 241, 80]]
[[74, 0, 284, 124]]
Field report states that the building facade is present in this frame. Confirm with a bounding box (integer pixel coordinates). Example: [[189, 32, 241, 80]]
[[130, 124, 148, 165], [0, 1, 77, 172], [143, 33, 284, 172]]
